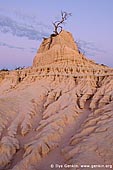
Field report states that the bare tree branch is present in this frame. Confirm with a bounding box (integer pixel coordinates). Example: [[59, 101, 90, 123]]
[[52, 11, 72, 35], [47, 11, 72, 50]]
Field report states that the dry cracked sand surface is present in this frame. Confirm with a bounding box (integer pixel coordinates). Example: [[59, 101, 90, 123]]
[[0, 30, 113, 170]]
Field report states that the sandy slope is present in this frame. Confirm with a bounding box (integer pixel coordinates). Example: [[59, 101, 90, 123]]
[[0, 30, 113, 170]]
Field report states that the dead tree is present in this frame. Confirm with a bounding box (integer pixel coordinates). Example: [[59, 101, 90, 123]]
[[52, 11, 72, 35], [47, 11, 71, 49]]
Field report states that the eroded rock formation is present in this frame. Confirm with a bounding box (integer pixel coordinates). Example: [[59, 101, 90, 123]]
[[0, 30, 113, 170]]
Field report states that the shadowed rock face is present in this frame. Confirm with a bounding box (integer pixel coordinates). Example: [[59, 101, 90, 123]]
[[0, 30, 113, 170]]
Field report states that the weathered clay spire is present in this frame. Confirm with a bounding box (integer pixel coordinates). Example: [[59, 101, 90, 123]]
[[33, 30, 80, 67], [33, 30, 112, 78]]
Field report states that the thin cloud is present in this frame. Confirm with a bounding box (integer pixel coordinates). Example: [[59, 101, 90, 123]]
[[0, 41, 38, 53], [0, 7, 52, 30], [0, 41, 25, 50], [0, 15, 50, 40], [76, 39, 106, 56], [30, 47, 37, 53]]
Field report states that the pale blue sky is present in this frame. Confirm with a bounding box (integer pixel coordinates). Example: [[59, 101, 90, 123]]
[[0, 0, 113, 69]]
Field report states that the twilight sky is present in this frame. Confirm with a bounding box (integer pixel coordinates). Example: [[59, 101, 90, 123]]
[[0, 0, 113, 69]]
